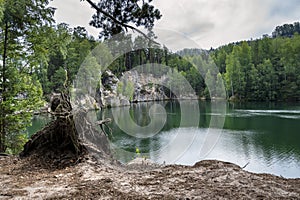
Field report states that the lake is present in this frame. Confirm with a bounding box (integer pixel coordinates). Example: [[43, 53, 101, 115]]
[[28, 101, 300, 178]]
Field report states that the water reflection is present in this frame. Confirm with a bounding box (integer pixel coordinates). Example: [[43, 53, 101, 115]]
[[27, 114, 52, 137], [102, 101, 300, 178]]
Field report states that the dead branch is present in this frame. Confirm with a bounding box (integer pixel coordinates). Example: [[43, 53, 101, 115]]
[[96, 118, 112, 137], [242, 162, 250, 169], [96, 118, 112, 125]]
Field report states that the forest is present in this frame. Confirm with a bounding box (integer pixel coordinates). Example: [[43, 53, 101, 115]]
[[0, 0, 300, 154], [38, 24, 300, 102]]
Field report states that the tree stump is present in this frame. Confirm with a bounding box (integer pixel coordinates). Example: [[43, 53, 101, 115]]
[[20, 93, 111, 168]]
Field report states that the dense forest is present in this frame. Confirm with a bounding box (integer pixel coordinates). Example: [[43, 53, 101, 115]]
[[24, 25, 300, 102], [101, 25, 300, 102], [0, 0, 300, 153], [213, 27, 300, 101]]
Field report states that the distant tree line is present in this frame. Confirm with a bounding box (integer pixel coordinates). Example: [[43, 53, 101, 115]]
[[272, 22, 300, 38], [104, 22, 300, 101], [213, 29, 300, 101], [38, 21, 300, 103]]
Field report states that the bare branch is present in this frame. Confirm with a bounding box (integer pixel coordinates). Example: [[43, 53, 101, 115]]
[[96, 118, 113, 137]]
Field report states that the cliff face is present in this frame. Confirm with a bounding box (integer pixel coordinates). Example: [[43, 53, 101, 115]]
[[97, 70, 169, 108]]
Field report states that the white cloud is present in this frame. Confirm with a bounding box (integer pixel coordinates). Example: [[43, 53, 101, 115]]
[[50, 0, 300, 50], [49, 0, 99, 37], [153, 0, 269, 49]]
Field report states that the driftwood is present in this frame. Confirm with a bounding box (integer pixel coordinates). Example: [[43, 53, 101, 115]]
[[242, 162, 250, 169], [96, 118, 112, 137]]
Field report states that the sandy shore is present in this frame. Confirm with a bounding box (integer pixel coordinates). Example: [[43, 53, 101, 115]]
[[0, 156, 299, 199]]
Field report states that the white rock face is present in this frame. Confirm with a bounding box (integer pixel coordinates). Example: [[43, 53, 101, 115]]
[[98, 70, 169, 108], [80, 69, 196, 109]]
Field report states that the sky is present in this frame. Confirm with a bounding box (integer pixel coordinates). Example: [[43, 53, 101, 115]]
[[50, 0, 300, 50]]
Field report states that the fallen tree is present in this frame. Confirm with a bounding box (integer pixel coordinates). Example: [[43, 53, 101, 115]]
[[20, 92, 111, 168]]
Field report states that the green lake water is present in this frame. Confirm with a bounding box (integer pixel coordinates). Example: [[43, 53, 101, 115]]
[[28, 101, 300, 178]]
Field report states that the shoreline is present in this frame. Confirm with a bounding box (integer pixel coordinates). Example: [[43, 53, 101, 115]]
[[37, 96, 300, 114], [0, 155, 299, 199]]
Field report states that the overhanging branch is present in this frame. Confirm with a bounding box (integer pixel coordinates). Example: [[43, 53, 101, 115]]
[[83, 0, 159, 45]]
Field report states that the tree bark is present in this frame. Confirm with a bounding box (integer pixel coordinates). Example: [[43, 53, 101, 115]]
[[0, 22, 9, 153]]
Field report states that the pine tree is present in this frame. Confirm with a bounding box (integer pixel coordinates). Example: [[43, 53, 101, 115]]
[[0, 0, 54, 153], [88, 0, 161, 39]]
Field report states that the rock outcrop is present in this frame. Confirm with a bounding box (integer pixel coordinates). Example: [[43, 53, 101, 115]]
[[97, 70, 169, 108], [75, 69, 197, 109]]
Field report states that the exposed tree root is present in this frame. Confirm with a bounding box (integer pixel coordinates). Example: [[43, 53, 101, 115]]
[[19, 93, 111, 169]]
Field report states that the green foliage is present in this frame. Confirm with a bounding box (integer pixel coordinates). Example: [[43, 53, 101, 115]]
[[75, 20, 300, 102], [40, 25, 97, 95], [184, 66, 205, 96], [123, 80, 135, 101], [272, 22, 300, 38], [0, 0, 5, 22], [117, 81, 124, 95], [75, 54, 102, 97], [0, 0, 53, 153], [90, 0, 161, 39], [216, 73, 226, 98], [5, 132, 27, 154], [216, 28, 300, 101], [166, 68, 191, 97], [1, 0, 300, 154], [0, 71, 44, 153], [0, 0, 163, 153], [50, 67, 68, 92], [205, 70, 215, 98], [116, 78, 135, 101], [212, 48, 227, 73], [135, 147, 140, 155]]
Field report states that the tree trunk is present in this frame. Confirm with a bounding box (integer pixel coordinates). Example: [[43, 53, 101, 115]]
[[0, 22, 9, 153], [230, 79, 234, 98]]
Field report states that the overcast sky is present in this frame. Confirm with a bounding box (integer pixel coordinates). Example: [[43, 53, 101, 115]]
[[50, 0, 300, 50]]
